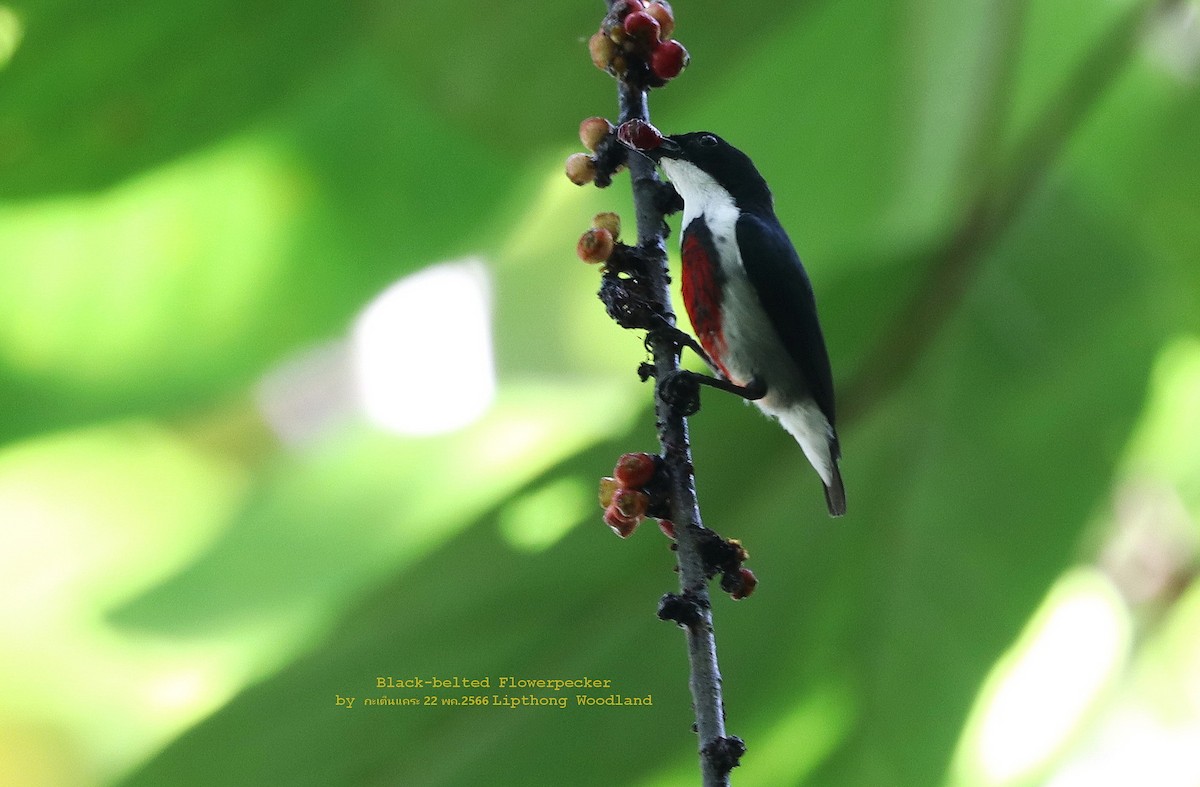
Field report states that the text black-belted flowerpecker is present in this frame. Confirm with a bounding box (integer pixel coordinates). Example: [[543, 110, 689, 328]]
[[619, 120, 846, 516]]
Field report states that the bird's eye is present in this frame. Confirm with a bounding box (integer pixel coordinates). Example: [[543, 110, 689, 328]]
[[699, 135, 718, 147]]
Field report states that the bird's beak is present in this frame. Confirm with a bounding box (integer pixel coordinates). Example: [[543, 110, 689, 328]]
[[644, 137, 682, 161]]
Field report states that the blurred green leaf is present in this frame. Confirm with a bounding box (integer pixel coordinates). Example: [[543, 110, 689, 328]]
[[111, 383, 640, 640], [0, 49, 526, 444], [0, 0, 353, 197]]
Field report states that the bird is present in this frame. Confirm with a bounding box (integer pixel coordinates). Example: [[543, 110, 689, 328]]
[[619, 122, 846, 516]]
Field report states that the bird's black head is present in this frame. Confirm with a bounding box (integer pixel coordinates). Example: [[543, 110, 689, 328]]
[[619, 123, 773, 212]]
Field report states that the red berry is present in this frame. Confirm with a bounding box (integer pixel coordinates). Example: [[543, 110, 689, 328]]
[[614, 452, 656, 488], [624, 11, 661, 43], [589, 30, 616, 71], [616, 118, 665, 151], [650, 39, 689, 80], [612, 488, 649, 520], [604, 504, 639, 538], [622, 0, 646, 13], [579, 117, 614, 152], [564, 153, 597, 186], [577, 227, 614, 263], [731, 568, 758, 600], [645, 1, 675, 39], [657, 519, 676, 539], [599, 477, 619, 508]]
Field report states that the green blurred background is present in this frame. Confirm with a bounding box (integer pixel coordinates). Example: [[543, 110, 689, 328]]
[[2, 0, 1199, 784]]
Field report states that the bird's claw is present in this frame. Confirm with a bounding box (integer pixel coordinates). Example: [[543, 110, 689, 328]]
[[658, 370, 702, 416]]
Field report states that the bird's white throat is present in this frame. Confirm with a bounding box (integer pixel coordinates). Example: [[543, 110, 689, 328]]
[[659, 159, 739, 232]]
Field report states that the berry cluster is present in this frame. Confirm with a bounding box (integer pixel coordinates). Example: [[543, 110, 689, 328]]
[[589, 0, 688, 88], [577, 211, 621, 264], [569, 205, 667, 331], [596, 453, 759, 601], [598, 452, 661, 538], [565, 116, 625, 189], [716, 544, 758, 601], [682, 529, 760, 601]]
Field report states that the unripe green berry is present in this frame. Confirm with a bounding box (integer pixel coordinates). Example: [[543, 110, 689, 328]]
[[589, 30, 616, 71], [612, 488, 649, 520], [579, 117, 614, 152], [645, 1, 675, 39], [565, 153, 597, 186], [599, 477, 619, 508], [591, 212, 621, 239]]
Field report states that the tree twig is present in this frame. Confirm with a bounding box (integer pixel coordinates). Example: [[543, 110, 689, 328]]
[[595, 1, 744, 783]]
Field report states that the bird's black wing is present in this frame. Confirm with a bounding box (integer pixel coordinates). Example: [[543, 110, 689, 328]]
[[735, 212, 838, 428]]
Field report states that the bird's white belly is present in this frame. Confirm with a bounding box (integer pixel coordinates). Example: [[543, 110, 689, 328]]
[[704, 225, 802, 408]]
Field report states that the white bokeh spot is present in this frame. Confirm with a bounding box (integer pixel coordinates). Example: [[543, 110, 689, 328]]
[[352, 259, 495, 436]]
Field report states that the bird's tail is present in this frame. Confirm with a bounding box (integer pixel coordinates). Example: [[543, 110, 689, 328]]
[[823, 462, 846, 517], [773, 401, 846, 517]]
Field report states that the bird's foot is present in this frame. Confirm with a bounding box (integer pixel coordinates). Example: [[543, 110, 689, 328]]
[[657, 370, 766, 415], [694, 373, 766, 402], [657, 369, 702, 416]]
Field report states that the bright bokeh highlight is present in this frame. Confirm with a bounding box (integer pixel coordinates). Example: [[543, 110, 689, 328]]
[[952, 569, 1131, 785], [0, 6, 21, 69], [352, 259, 495, 436]]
